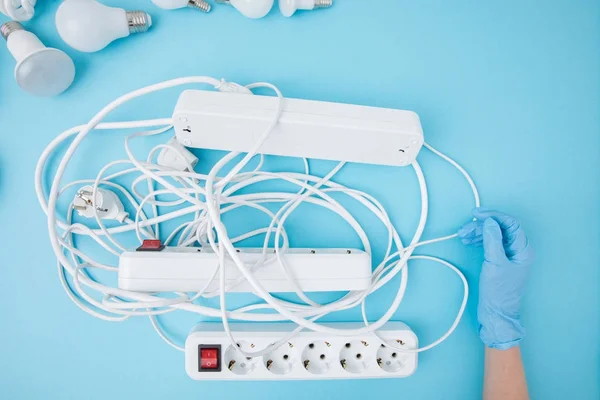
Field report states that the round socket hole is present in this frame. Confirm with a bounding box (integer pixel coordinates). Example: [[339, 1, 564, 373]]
[[376, 343, 406, 373], [224, 341, 258, 375], [339, 340, 372, 374], [301, 341, 333, 375], [263, 342, 297, 375]]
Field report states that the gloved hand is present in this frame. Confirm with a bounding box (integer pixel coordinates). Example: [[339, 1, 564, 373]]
[[458, 207, 534, 350]]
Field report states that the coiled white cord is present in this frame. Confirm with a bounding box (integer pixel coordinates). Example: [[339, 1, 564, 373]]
[[0, 0, 36, 21], [35, 76, 480, 356]]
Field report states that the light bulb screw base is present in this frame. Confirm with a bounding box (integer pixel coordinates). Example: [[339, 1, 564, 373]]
[[314, 0, 332, 9], [126, 11, 152, 34], [1, 21, 24, 40], [188, 0, 211, 12]]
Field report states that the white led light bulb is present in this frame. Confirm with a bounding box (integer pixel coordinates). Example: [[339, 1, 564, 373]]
[[151, 0, 211, 12], [215, 0, 274, 19], [55, 0, 153, 53], [279, 0, 332, 17], [0, 0, 37, 21], [1, 21, 75, 96]]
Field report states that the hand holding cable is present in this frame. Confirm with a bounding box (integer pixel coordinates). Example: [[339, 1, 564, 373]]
[[458, 207, 534, 350]]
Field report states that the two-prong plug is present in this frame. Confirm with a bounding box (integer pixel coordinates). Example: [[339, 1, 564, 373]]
[[73, 185, 128, 222], [215, 80, 253, 95]]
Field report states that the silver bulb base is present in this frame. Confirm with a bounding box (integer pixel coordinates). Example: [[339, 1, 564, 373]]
[[1, 21, 24, 40], [188, 0, 211, 12], [314, 0, 333, 8], [126, 11, 152, 34]]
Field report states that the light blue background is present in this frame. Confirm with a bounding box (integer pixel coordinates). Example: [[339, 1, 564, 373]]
[[0, 1, 598, 399]]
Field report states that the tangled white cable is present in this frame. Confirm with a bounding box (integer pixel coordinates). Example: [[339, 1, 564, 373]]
[[0, 0, 36, 20], [35, 76, 480, 356]]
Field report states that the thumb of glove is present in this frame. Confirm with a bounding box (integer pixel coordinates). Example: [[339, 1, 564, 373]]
[[483, 218, 508, 264]]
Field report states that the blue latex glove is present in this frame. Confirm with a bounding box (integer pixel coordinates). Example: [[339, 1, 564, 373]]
[[458, 207, 534, 350]]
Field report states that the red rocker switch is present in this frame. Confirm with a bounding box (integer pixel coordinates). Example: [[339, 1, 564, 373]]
[[136, 239, 165, 252], [199, 346, 220, 371]]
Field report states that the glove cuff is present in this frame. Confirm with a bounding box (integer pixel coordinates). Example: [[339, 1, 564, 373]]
[[478, 314, 525, 350], [484, 337, 522, 350]]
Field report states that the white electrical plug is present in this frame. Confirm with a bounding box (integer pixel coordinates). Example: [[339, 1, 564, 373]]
[[215, 80, 253, 95], [157, 137, 199, 171], [73, 185, 128, 222]]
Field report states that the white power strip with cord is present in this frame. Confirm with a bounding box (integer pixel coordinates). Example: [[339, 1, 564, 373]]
[[186, 322, 418, 380], [173, 89, 424, 167]]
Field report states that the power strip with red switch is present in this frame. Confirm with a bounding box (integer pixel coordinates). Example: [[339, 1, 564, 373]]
[[186, 322, 418, 380]]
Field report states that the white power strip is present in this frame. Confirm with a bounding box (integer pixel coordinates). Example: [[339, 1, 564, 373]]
[[173, 90, 424, 166], [185, 322, 418, 380], [118, 246, 372, 292]]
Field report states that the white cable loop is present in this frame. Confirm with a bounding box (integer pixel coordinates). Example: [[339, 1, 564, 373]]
[[35, 76, 481, 355]]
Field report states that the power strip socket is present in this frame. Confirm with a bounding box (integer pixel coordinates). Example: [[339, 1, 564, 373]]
[[173, 90, 424, 167], [185, 322, 418, 380]]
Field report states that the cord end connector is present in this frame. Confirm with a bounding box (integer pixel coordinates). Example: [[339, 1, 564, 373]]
[[73, 185, 128, 222], [157, 137, 199, 171], [215, 80, 253, 95]]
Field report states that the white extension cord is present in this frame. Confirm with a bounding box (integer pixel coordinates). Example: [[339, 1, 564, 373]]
[[35, 76, 480, 362], [0, 0, 36, 21], [185, 322, 419, 380]]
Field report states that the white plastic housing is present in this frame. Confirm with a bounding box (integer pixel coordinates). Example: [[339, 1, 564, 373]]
[[118, 247, 372, 292], [185, 322, 418, 380], [6, 30, 74, 96], [157, 137, 199, 171], [173, 90, 424, 167]]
